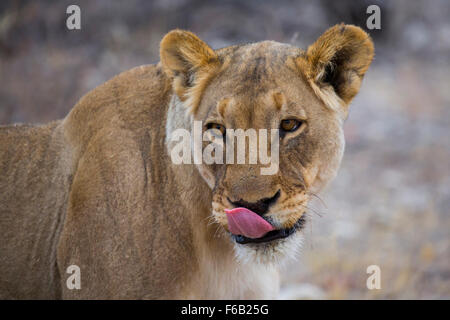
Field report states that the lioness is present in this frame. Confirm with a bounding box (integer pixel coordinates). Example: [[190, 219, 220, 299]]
[[0, 24, 373, 299]]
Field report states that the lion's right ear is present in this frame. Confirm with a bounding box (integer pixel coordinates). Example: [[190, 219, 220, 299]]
[[297, 24, 374, 115], [160, 30, 219, 107]]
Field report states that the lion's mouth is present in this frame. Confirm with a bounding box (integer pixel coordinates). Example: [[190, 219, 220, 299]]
[[231, 216, 306, 245]]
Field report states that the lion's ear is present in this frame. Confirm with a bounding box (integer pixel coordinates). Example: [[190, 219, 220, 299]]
[[297, 24, 374, 112], [160, 30, 219, 103]]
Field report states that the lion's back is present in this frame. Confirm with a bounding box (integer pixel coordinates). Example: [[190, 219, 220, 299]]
[[0, 121, 73, 298]]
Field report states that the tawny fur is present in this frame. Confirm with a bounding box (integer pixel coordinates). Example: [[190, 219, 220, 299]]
[[0, 25, 373, 299]]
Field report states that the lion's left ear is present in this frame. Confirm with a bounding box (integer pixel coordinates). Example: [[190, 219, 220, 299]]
[[297, 24, 374, 113], [160, 30, 220, 112]]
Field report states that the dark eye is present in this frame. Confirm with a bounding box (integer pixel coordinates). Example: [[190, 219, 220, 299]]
[[206, 123, 226, 136], [280, 119, 303, 132]]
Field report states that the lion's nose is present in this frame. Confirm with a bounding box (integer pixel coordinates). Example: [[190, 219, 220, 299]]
[[228, 190, 280, 216]]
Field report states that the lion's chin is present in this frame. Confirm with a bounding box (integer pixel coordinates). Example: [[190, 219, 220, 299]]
[[230, 226, 305, 266]]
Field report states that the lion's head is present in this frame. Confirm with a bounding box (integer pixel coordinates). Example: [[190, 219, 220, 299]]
[[161, 24, 374, 263]]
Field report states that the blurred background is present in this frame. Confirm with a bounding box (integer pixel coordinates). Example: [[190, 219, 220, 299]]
[[0, 0, 449, 299]]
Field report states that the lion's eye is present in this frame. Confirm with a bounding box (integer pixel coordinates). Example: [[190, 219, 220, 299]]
[[206, 123, 226, 136], [280, 119, 302, 132]]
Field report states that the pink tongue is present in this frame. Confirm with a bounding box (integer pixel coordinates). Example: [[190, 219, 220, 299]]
[[225, 207, 274, 239]]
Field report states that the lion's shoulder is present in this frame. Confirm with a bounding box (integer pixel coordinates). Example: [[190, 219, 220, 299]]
[[62, 63, 172, 159]]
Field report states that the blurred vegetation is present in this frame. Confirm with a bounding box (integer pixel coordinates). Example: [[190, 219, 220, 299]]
[[0, 0, 449, 299]]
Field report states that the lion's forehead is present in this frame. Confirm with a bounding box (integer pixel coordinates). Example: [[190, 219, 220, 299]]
[[218, 41, 301, 64], [216, 42, 301, 86]]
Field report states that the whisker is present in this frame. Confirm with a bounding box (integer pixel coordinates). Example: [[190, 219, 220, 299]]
[[203, 214, 216, 226], [213, 224, 223, 239], [307, 191, 327, 209], [296, 202, 326, 218]]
